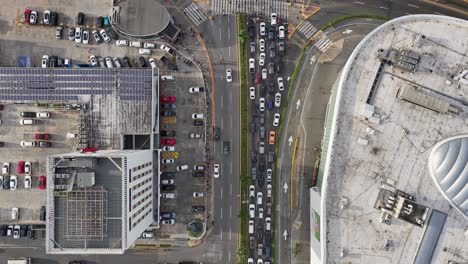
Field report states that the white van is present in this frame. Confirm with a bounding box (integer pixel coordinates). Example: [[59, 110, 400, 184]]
[[139, 48, 152, 55], [20, 119, 35, 125], [160, 75, 175, 81]]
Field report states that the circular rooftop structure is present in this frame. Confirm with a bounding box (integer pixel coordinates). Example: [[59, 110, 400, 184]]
[[112, 0, 171, 38], [428, 134, 468, 220]]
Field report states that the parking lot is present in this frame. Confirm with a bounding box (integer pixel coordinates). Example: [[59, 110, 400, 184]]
[[158, 71, 208, 236], [0, 104, 80, 240]]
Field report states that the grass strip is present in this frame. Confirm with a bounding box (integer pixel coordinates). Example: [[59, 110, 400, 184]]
[[320, 14, 390, 31]]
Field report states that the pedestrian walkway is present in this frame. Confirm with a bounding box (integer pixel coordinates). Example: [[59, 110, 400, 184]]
[[184, 2, 208, 26], [297, 20, 317, 39], [314, 35, 333, 53], [211, 0, 287, 18]]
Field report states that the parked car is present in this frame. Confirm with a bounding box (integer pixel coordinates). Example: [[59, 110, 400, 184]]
[[99, 29, 111, 42], [2, 162, 9, 174], [77, 12, 85, 25], [269, 130, 276, 145], [161, 138, 176, 145], [55, 27, 62, 39], [17, 161, 25, 174], [24, 176, 31, 189], [141, 231, 154, 238], [23, 9, 31, 23], [20, 119, 35, 125], [43, 10, 51, 24], [50, 12, 58, 26], [161, 185, 176, 191], [149, 58, 157, 69], [29, 11, 37, 24], [160, 96, 175, 103], [160, 179, 174, 185], [3, 176, 10, 190], [40, 206, 46, 221], [189, 87, 204, 93], [130, 41, 142, 48], [161, 159, 175, 164], [160, 130, 176, 137], [192, 113, 204, 119], [189, 133, 204, 139], [160, 44, 175, 55], [68, 27, 75, 40], [192, 206, 205, 213], [39, 176, 46, 189], [20, 141, 36, 147], [12, 208, 18, 220], [96, 16, 104, 28], [176, 165, 189, 171], [13, 225, 20, 239], [10, 175, 17, 190], [92, 30, 102, 43], [139, 48, 152, 55], [138, 56, 147, 67], [161, 146, 175, 152], [161, 193, 176, 199], [116, 40, 129, 46], [214, 127, 221, 140], [193, 165, 205, 171], [106, 28, 118, 40], [82, 30, 89, 44], [38, 141, 51, 148], [144, 42, 155, 48], [161, 110, 176, 117], [160, 212, 176, 219], [193, 192, 204, 198], [193, 120, 203, 126]]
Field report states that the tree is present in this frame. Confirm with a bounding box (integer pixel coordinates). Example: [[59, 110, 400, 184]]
[[237, 243, 248, 263], [293, 242, 301, 257], [238, 207, 248, 220], [240, 174, 250, 186], [238, 29, 248, 45]]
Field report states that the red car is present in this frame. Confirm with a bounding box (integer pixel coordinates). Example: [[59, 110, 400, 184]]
[[39, 176, 46, 190], [161, 96, 175, 103], [17, 161, 25, 174], [255, 73, 261, 84], [34, 133, 50, 140], [161, 138, 176, 146], [23, 9, 31, 23]]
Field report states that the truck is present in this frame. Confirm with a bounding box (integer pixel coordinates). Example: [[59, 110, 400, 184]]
[[223, 141, 230, 155], [8, 258, 31, 264]]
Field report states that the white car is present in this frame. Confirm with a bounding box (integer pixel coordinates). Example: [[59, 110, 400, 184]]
[[161, 179, 174, 184], [176, 165, 189, 171], [2, 162, 9, 174], [82, 30, 89, 44], [141, 231, 154, 238], [44, 10, 51, 24], [192, 113, 204, 119], [162, 146, 175, 152], [161, 159, 175, 164], [41, 55, 49, 68], [90, 55, 97, 66], [249, 58, 255, 73], [13, 225, 20, 239], [259, 142, 265, 154], [161, 219, 175, 225], [193, 192, 204, 198], [259, 97, 265, 112], [75, 27, 82, 43], [149, 58, 157, 69], [267, 168, 272, 182], [249, 185, 255, 198], [226, 69, 233, 82], [160, 44, 175, 55], [266, 217, 271, 230], [20, 141, 36, 147], [271, 13, 277, 26], [249, 204, 255, 218], [273, 113, 280, 126], [143, 42, 155, 48], [248, 258, 254, 264], [278, 25, 286, 39], [24, 161, 31, 176], [257, 192, 263, 205], [20, 119, 35, 125], [249, 87, 255, 100], [113, 57, 122, 68], [30, 11, 37, 24], [275, 93, 281, 107], [277, 77, 285, 91], [36, 112, 50, 118], [261, 69, 267, 80], [10, 175, 17, 190], [139, 48, 152, 55], [214, 164, 220, 178], [130, 41, 142, 48], [99, 29, 111, 42], [24, 176, 32, 189], [161, 193, 176, 199], [259, 39, 265, 52], [249, 220, 254, 234], [267, 184, 272, 197], [116, 40, 129, 46], [0, 176, 3, 189], [189, 87, 204, 93], [12, 207, 19, 220], [257, 259, 263, 264], [259, 22, 266, 36], [258, 207, 264, 219], [259, 53, 266, 66]]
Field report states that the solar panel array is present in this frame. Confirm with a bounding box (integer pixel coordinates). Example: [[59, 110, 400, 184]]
[[0, 68, 154, 102], [118, 69, 153, 102]]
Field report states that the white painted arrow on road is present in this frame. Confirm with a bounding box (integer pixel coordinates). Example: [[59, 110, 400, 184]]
[[342, 29, 353, 35], [296, 99, 301, 110], [310, 55, 316, 64], [283, 229, 288, 240], [288, 136, 293, 146], [283, 182, 288, 193]]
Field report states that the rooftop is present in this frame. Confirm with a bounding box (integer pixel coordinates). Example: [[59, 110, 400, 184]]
[[322, 15, 468, 264]]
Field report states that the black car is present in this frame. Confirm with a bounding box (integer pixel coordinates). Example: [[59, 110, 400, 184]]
[[259, 161, 265, 172], [161, 185, 175, 191], [248, 25, 255, 38], [20, 225, 28, 237], [38, 141, 51, 148], [40, 206, 46, 221], [268, 27, 275, 40], [193, 120, 203, 126], [192, 206, 205, 213], [160, 212, 176, 219], [138, 56, 147, 67], [77, 12, 85, 26], [161, 130, 176, 137], [161, 110, 176, 117], [265, 245, 271, 258], [162, 103, 176, 109], [257, 225, 263, 241], [50, 12, 58, 26], [259, 85, 266, 97], [3, 175, 10, 189], [249, 235, 255, 250], [106, 28, 119, 40], [278, 41, 285, 55], [251, 152, 257, 164], [257, 174, 265, 187], [57, 58, 64, 67], [21, 112, 36, 118], [192, 171, 204, 177], [96, 16, 104, 28], [250, 122, 255, 134], [49, 56, 57, 67], [161, 56, 177, 70], [251, 167, 257, 181], [161, 172, 176, 177], [122, 57, 131, 67], [268, 83, 275, 94], [0, 225, 7, 236], [214, 127, 221, 141]]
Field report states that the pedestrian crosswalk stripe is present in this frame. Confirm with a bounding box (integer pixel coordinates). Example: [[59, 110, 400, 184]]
[[211, 0, 287, 18], [297, 20, 317, 39], [184, 3, 208, 26]]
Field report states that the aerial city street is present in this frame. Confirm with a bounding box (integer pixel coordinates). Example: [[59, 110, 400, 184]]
[[0, 0, 467, 264]]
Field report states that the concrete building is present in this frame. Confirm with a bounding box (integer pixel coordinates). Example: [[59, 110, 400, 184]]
[[46, 150, 155, 254], [312, 15, 468, 264]]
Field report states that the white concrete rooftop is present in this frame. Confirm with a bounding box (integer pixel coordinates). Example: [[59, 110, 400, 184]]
[[322, 15, 468, 264]]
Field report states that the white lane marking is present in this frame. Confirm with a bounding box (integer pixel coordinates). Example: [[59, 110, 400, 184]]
[[229, 46, 231, 57], [219, 27, 222, 40], [229, 226, 232, 240], [230, 183, 232, 195], [228, 250, 231, 262], [220, 226, 223, 240], [228, 19, 231, 40], [354, 1, 365, 4], [221, 118, 224, 129], [221, 186, 223, 200], [229, 92, 232, 105], [230, 205, 232, 218], [221, 207, 223, 219], [220, 95, 223, 110], [230, 161, 232, 174], [408, 4, 419, 8], [379, 6, 388, 9]]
